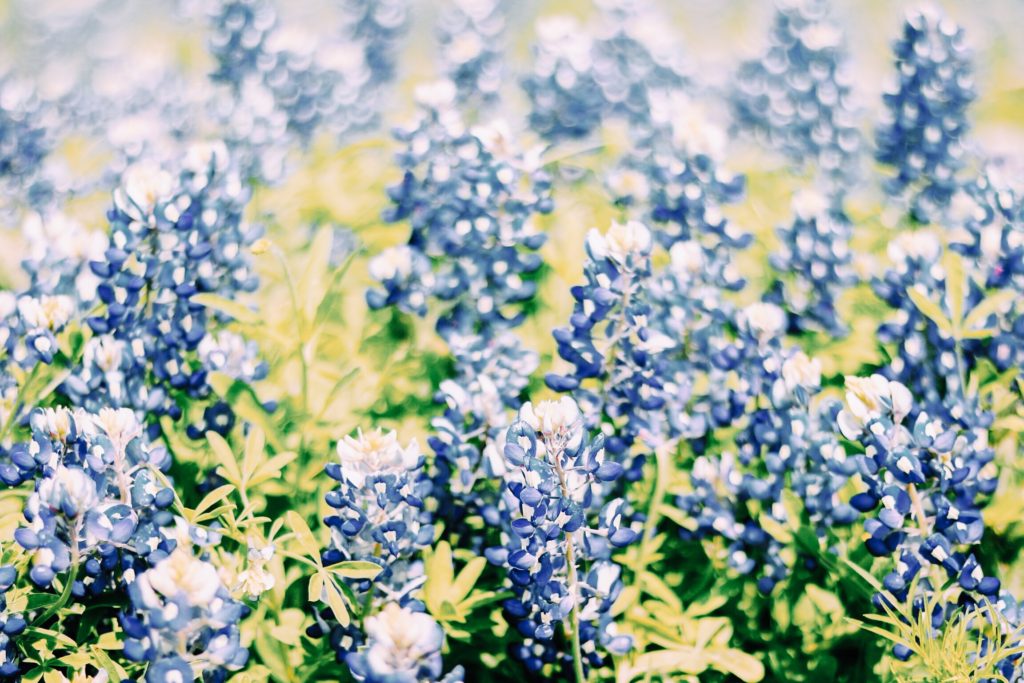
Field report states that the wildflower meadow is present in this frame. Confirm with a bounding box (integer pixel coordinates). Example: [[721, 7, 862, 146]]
[[0, 0, 1023, 681]]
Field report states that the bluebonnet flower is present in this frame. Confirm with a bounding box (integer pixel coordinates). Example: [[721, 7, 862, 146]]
[[437, 0, 506, 106], [609, 94, 748, 259], [121, 543, 249, 682], [644, 241, 739, 445], [871, 230, 958, 413], [9, 407, 174, 592], [948, 163, 1024, 291], [0, 564, 26, 680], [589, 2, 688, 128], [546, 221, 675, 474], [522, 3, 688, 141], [208, 0, 379, 179], [429, 331, 537, 517], [64, 144, 261, 423], [767, 189, 857, 336], [346, 603, 463, 683], [486, 398, 636, 675], [521, 16, 604, 141], [876, 8, 975, 220], [676, 328, 857, 592], [733, 0, 861, 180], [0, 76, 50, 207], [208, 0, 277, 88], [370, 92, 552, 339], [19, 211, 107, 303], [0, 292, 76, 368], [834, 374, 1014, 666], [323, 429, 433, 597], [338, 0, 409, 86]]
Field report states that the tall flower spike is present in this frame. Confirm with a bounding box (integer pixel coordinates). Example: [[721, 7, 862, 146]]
[[121, 543, 249, 682], [0, 75, 50, 210], [0, 564, 26, 679], [65, 145, 262, 426], [767, 189, 856, 336], [429, 330, 538, 532], [733, 0, 861, 181], [876, 7, 975, 220], [437, 0, 507, 106], [522, 16, 604, 141], [10, 407, 174, 591], [547, 220, 674, 475], [346, 603, 464, 682], [323, 429, 433, 596], [370, 93, 552, 339], [487, 398, 636, 676], [610, 93, 748, 262], [834, 375, 1014, 668]]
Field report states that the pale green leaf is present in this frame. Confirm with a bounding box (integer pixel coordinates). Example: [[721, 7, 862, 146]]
[[906, 287, 953, 336], [286, 510, 320, 559], [706, 648, 765, 682], [192, 293, 261, 325], [207, 431, 242, 485], [326, 561, 383, 580]]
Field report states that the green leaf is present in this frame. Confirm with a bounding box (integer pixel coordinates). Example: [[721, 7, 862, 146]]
[[322, 577, 351, 628], [247, 451, 298, 488], [758, 515, 792, 544], [942, 249, 966, 326], [424, 541, 455, 613], [906, 287, 953, 336], [298, 227, 335, 322], [706, 648, 765, 682], [242, 426, 266, 484], [207, 432, 242, 485], [286, 511, 321, 559], [805, 584, 843, 615], [450, 556, 487, 605], [192, 293, 261, 325], [191, 484, 236, 523], [963, 289, 1016, 331], [326, 561, 382, 580]]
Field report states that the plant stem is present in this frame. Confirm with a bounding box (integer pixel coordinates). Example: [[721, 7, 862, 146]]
[[554, 458, 587, 683], [274, 247, 309, 416], [564, 531, 587, 683]]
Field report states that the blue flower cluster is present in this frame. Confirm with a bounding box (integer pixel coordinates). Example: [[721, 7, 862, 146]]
[[346, 603, 464, 683], [122, 541, 249, 682], [732, 0, 861, 181], [429, 330, 537, 525], [876, 7, 975, 220], [437, 0, 506, 107], [323, 429, 433, 595], [834, 374, 1017, 672], [369, 92, 553, 338], [0, 565, 26, 680], [0, 76, 50, 209], [676, 311, 857, 592], [486, 398, 636, 675], [609, 101, 748, 260], [767, 189, 857, 336], [546, 221, 673, 475], [338, 0, 409, 87], [208, 0, 397, 180], [8, 408, 173, 591], [64, 145, 262, 424], [522, 3, 687, 141]]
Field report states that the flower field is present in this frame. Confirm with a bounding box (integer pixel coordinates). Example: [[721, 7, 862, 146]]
[[1, 0, 1024, 681]]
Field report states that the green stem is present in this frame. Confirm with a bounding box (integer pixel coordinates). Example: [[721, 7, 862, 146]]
[[34, 528, 79, 626], [564, 531, 587, 683], [554, 460, 587, 683], [273, 247, 309, 416]]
